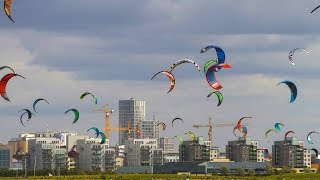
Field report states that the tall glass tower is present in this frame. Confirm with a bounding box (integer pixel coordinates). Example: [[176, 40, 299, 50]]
[[119, 98, 145, 145]]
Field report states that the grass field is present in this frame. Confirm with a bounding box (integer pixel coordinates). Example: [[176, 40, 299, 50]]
[[2, 173, 320, 180]]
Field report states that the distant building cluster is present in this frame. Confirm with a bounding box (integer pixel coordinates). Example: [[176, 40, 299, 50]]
[[0, 98, 317, 175]]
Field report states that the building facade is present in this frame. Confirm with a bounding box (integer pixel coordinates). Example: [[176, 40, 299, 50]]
[[28, 138, 67, 170], [226, 137, 258, 162], [124, 138, 163, 166], [159, 137, 174, 152], [179, 137, 210, 162], [272, 137, 307, 168], [76, 138, 109, 171], [0, 144, 10, 169], [119, 98, 145, 144]]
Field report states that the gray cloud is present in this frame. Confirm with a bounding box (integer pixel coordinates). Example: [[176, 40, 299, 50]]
[[0, 1, 320, 151]]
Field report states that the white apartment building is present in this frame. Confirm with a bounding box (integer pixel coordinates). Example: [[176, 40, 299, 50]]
[[76, 138, 109, 171], [124, 138, 163, 166], [28, 138, 67, 170]]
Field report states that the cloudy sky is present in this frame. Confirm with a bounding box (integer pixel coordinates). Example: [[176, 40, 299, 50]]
[[1, 0, 320, 151]]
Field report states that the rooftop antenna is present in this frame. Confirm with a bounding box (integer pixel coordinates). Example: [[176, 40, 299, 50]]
[[46, 123, 49, 136]]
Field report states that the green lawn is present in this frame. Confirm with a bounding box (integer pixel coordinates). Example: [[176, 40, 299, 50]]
[[2, 173, 320, 179]]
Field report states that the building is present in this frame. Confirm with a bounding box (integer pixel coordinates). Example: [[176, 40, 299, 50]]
[[119, 98, 145, 144], [210, 147, 220, 161], [124, 138, 163, 166], [140, 118, 159, 140], [152, 161, 268, 175], [304, 149, 311, 168], [28, 138, 67, 170], [103, 148, 116, 172], [272, 137, 308, 168], [76, 138, 109, 171], [8, 137, 27, 168], [179, 137, 210, 162], [163, 151, 179, 163], [159, 137, 174, 152], [226, 137, 258, 162], [0, 144, 10, 169]]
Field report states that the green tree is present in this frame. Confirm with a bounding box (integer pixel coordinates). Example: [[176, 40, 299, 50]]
[[236, 167, 245, 176], [303, 168, 311, 173], [280, 166, 293, 174], [266, 164, 274, 175], [220, 166, 230, 176], [248, 169, 255, 176]]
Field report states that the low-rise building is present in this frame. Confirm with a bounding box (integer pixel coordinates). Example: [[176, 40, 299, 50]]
[[179, 137, 210, 162], [0, 144, 10, 169], [76, 138, 109, 171], [226, 137, 258, 162], [28, 138, 67, 170], [125, 138, 163, 166], [272, 137, 307, 168]]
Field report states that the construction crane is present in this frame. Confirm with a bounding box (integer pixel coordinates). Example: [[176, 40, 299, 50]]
[[193, 118, 235, 146], [93, 104, 131, 140]]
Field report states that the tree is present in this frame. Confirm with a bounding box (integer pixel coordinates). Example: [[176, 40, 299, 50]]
[[280, 166, 293, 174], [236, 167, 245, 176], [266, 164, 274, 175], [248, 169, 255, 176], [220, 166, 230, 176], [303, 168, 311, 173]]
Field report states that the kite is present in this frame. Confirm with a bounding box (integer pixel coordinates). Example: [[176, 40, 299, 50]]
[[200, 45, 225, 71], [236, 117, 252, 133], [64, 109, 80, 124], [68, 145, 79, 158], [203, 59, 217, 75], [185, 131, 195, 141], [307, 131, 319, 144], [157, 122, 166, 131], [311, 5, 320, 13], [0, 73, 25, 101], [33, 98, 49, 113], [242, 126, 248, 137], [207, 91, 223, 106], [0, 66, 15, 73], [151, 71, 175, 94], [277, 80, 297, 103], [172, 117, 184, 127], [99, 132, 106, 144], [262, 148, 269, 158], [80, 92, 97, 105], [288, 48, 308, 65], [169, 59, 200, 73], [53, 133, 64, 145], [233, 126, 239, 137], [19, 109, 35, 127], [311, 148, 319, 157], [205, 65, 223, 90], [233, 125, 247, 138], [87, 127, 100, 138], [274, 122, 284, 132], [265, 129, 278, 141], [134, 128, 142, 138], [12, 148, 24, 160], [4, 0, 14, 22], [284, 131, 295, 139], [174, 135, 183, 145]]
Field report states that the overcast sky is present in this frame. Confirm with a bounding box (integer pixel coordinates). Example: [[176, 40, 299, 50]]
[[1, 0, 320, 151]]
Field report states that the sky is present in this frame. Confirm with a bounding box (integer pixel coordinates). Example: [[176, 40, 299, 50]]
[[1, 0, 320, 151]]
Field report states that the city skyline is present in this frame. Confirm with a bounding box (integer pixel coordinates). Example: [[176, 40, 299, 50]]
[[0, 0, 320, 152]]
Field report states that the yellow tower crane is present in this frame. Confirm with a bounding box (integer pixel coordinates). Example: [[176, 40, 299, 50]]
[[93, 104, 131, 140], [193, 117, 235, 146]]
